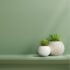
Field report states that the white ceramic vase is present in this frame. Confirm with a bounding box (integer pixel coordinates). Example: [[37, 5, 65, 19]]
[[49, 41, 64, 56], [38, 46, 51, 57]]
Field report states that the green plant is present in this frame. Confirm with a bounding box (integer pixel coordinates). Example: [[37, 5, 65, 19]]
[[49, 34, 60, 41], [40, 39, 49, 46]]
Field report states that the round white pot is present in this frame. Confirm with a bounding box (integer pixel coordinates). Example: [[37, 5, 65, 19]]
[[38, 46, 51, 57], [49, 41, 64, 56]]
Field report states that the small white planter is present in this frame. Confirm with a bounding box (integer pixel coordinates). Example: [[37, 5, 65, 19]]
[[49, 41, 64, 56], [38, 46, 51, 57]]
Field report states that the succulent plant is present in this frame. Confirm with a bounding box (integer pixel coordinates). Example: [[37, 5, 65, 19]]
[[49, 34, 60, 41], [40, 39, 49, 46]]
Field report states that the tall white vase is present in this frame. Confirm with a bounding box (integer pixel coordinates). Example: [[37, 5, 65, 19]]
[[49, 41, 64, 56]]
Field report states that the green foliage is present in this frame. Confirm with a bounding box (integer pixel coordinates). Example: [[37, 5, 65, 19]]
[[40, 34, 61, 46], [40, 39, 49, 46], [49, 34, 60, 41]]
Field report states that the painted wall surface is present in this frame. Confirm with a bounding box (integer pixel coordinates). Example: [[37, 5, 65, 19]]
[[0, 0, 70, 55]]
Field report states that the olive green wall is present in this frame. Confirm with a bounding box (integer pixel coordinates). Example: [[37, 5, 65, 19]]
[[0, 0, 70, 54]]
